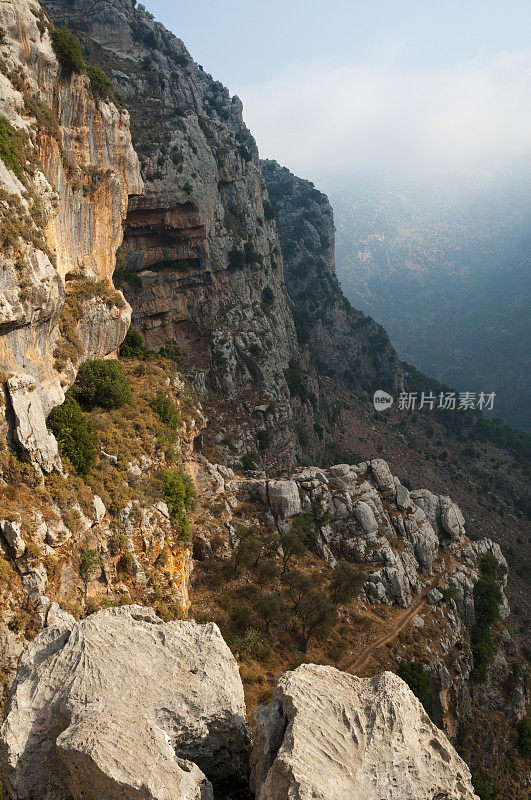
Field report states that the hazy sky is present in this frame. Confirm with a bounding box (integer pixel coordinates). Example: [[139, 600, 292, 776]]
[[142, 0, 531, 192]]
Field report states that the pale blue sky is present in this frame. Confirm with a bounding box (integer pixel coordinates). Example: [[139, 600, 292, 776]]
[[142, 1, 531, 191]]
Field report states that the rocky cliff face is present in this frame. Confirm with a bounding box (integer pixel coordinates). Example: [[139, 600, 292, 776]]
[[0, 0, 142, 470], [46, 0, 301, 472], [262, 160, 403, 399], [0, 4, 527, 799], [0, 607, 248, 800], [193, 455, 528, 796], [261, 159, 404, 461]]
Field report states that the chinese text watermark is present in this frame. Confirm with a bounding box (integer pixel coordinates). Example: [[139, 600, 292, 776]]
[[373, 390, 496, 413]]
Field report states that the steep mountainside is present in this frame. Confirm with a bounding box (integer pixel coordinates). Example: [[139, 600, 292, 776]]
[[45, 0, 412, 474], [0, 0, 203, 728], [0, 2, 529, 799], [263, 160, 403, 396], [0, 0, 141, 472], [46, 0, 302, 472]]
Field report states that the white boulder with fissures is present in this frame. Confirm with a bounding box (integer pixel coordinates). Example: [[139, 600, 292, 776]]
[[0, 606, 249, 800], [250, 664, 479, 800]]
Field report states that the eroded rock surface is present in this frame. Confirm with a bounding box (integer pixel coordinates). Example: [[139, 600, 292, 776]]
[[0, 0, 141, 464], [251, 665, 479, 800], [0, 606, 249, 799], [230, 458, 485, 609]]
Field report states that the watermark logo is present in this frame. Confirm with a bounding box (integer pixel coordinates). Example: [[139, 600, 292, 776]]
[[373, 390, 394, 411], [373, 390, 496, 412]]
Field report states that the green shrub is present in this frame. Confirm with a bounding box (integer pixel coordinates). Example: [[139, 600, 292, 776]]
[[241, 454, 256, 471], [263, 200, 275, 221], [213, 349, 228, 369], [397, 661, 430, 708], [0, 116, 24, 181], [120, 327, 149, 360], [471, 554, 503, 681], [516, 715, 531, 756], [50, 26, 84, 74], [74, 360, 133, 410], [253, 591, 289, 634], [471, 770, 500, 800], [79, 548, 102, 583], [197, 115, 210, 137], [290, 510, 318, 548], [159, 469, 196, 541], [440, 585, 456, 604], [244, 240, 264, 266], [171, 147, 183, 167], [280, 531, 306, 575], [284, 360, 311, 403], [159, 340, 184, 369], [149, 391, 179, 429], [157, 601, 184, 622], [297, 591, 337, 650], [282, 569, 314, 610], [108, 532, 128, 556], [47, 394, 97, 477], [86, 64, 111, 98], [330, 562, 364, 605], [117, 551, 135, 578], [228, 247, 245, 270], [261, 286, 274, 312], [257, 429, 270, 451]]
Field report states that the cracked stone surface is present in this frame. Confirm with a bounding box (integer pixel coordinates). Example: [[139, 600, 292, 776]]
[[0, 606, 249, 800], [251, 664, 479, 800]]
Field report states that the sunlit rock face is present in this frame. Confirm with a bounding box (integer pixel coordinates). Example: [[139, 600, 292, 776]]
[[0, 607, 250, 800], [0, 0, 142, 467], [47, 0, 301, 472]]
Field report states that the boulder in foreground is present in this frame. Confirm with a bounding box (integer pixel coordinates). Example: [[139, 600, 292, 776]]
[[0, 606, 249, 800], [250, 664, 478, 800]]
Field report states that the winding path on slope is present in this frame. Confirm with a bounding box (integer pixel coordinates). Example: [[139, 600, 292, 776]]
[[344, 577, 440, 675]]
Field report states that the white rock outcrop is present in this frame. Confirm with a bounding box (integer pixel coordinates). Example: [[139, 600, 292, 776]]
[[0, 606, 249, 800], [6, 375, 62, 474], [251, 665, 478, 800], [267, 480, 301, 521]]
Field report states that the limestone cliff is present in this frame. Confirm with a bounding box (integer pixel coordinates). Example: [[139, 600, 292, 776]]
[[261, 160, 404, 458], [0, 0, 142, 469], [46, 0, 301, 472], [262, 160, 403, 398], [44, 1, 409, 474]]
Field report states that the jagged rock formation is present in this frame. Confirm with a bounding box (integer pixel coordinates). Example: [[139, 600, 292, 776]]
[[229, 458, 506, 611], [0, 0, 142, 469], [262, 160, 403, 398], [0, 606, 249, 799], [214, 454, 526, 772], [46, 0, 301, 471], [250, 665, 479, 800]]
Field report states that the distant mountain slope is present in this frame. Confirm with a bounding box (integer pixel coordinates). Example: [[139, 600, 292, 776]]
[[333, 190, 531, 432]]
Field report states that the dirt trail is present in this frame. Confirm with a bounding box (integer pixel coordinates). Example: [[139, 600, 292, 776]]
[[345, 577, 440, 675]]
